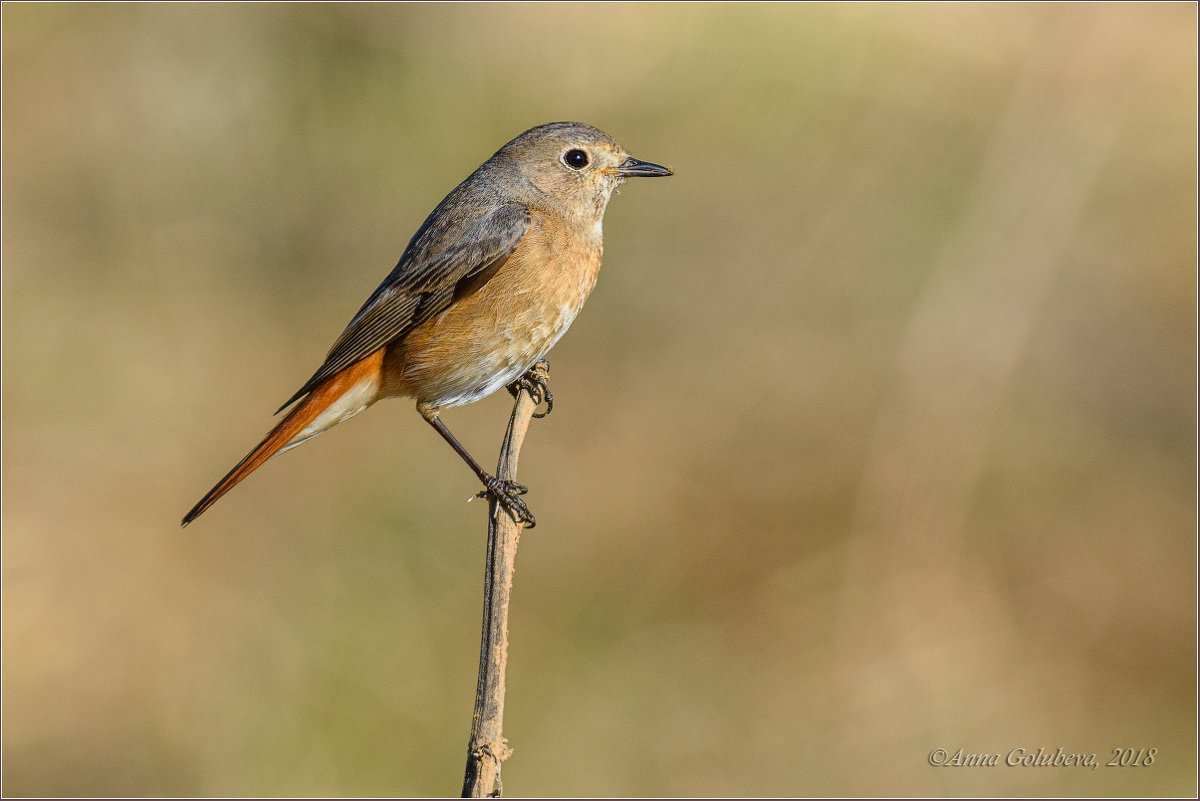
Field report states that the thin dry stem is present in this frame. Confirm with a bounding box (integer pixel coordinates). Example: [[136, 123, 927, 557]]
[[461, 361, 546, 798]]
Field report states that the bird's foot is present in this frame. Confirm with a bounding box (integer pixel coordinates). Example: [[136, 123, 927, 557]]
[[474, 476, 536, 528], [507, 360, 553, 418]]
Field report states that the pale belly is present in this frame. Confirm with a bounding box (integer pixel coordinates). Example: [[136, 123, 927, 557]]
[[410, 298, 585, 408]]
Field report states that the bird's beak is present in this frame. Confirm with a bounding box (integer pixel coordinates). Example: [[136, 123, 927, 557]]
[[615, 157, 673, 178]]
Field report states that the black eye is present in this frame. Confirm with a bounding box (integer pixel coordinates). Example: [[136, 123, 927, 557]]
[[563, 149, 589, 170]]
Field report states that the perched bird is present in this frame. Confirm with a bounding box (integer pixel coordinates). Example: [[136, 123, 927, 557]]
[[182, 122, 672, 527]]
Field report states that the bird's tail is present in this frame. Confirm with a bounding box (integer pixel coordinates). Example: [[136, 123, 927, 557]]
[[181, 349, 385, 526]]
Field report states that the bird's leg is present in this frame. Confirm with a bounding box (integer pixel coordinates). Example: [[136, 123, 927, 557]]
[[419, 403, 535, 527], [506, 359, 553, 418]]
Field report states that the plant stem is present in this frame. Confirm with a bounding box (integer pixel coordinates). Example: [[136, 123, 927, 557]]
[[461, 361, 546, 797]]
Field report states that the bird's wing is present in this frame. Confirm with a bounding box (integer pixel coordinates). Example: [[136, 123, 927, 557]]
[[276, 199, 531, 412]]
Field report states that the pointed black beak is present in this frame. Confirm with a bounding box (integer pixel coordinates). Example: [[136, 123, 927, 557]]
[[615, 157, 673, 177]]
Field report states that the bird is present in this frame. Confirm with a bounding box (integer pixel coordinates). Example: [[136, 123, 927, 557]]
[[182, 121, 672, 528]]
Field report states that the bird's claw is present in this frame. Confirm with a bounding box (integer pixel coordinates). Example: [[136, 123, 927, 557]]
[[474, 477, 536, 528], [507, 360, 553, 418]]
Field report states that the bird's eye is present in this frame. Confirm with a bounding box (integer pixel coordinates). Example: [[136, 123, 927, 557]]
[[563, 149, 589, 170]]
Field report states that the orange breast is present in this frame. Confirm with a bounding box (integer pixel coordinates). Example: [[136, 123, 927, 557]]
[[381, 210, 603, 408]]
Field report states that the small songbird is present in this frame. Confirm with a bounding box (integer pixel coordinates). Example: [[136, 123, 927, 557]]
[[182, 122, 672, 527]]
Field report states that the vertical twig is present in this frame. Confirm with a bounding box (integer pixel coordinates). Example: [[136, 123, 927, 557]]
[[461, 361, 546, 798]]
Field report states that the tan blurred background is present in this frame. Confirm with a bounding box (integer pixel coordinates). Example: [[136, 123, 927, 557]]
[[2, 3, 1195, 797]]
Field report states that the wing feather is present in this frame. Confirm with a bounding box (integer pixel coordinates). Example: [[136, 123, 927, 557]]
[[276, 198, 530, 412]]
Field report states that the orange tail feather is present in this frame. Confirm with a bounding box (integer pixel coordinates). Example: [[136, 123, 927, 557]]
[[181, 350, 385, 526]]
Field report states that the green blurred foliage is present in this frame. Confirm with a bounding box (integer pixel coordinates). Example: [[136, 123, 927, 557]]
[[2, 3, 1194, 797]]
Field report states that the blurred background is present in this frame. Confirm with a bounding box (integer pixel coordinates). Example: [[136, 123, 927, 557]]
[[2, 3, 1195, 797]]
